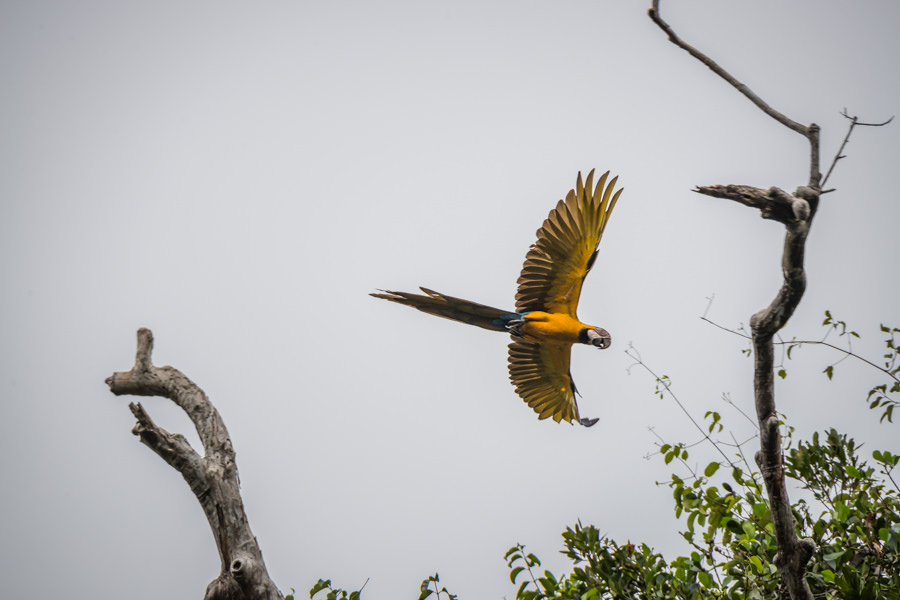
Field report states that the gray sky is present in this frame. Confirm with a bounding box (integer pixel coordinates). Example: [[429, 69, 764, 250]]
[[2, 1, 898, 598]]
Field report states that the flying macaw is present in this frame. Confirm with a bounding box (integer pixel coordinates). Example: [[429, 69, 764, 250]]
[[372, 169, 623, 427]]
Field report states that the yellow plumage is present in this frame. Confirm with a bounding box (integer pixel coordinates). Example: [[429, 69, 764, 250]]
[[372, 170, 623, 427]]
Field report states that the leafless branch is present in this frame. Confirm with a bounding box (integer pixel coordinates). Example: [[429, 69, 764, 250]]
[[106, 328, 283, 600], [648, 0, 821, 187], [647, 2, 830, 597], [821, 110, 894, 189]]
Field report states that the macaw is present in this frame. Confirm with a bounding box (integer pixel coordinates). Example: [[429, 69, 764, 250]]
[[372, 169, 623, 427]]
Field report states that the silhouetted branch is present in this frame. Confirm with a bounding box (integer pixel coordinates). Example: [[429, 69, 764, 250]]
[[702, 314, 900, 387], [694, 184, 816, 225], [821, 110, 894, 189], [106, 328, 283, 600], [648, 0, 821, 187], [647, 1, 832, 597]]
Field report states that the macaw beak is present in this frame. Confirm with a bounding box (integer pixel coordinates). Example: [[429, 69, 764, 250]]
[[586, 328, 611, 349]]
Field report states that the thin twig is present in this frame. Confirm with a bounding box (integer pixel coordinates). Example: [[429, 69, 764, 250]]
[[721, 393, 758, 428], [821, 110, 894, 188], [730, 431, 758, 482], [701, 315, 900, 385], [648, 3, 819, 595], [627, 344, 735, 466], [647, 427, 701, 480]]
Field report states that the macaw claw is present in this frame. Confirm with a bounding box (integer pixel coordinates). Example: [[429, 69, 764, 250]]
[[506, 319, 525, 337]]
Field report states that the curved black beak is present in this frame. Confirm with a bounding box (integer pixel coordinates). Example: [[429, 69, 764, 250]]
[[586, 328, 611, 350]]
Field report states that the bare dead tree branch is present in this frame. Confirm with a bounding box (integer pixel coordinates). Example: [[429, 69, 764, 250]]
[[695, 186, 818, 598], [647, 2, 832, 598], [106, 328, 283, 600], [694, 184, 816, 225], [821, 110, 894, 189], [648, 0, 821, 188]]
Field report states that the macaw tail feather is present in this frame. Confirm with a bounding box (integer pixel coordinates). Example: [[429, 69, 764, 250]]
[[371, 287, 517, 333]]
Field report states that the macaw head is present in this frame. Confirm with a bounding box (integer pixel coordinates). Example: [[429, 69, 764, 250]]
[[585, 327, 611, 349]]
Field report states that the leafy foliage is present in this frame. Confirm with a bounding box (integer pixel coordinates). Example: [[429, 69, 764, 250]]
[[779, 314, 900, 423], [417, 573, 457, 600], [301, 315, 900, 599], [302, 574, 457, 600], [868, 324, 900, 423], [307, 578, 363, 600], [788, 430, 900, 598], [505, 412, 899, 599]]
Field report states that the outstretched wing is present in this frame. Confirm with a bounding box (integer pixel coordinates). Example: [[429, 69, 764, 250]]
[[515, 170, 623, 316], [507, 339, 581, 424]]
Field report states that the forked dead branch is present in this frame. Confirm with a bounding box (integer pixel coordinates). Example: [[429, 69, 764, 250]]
[[648, 2, 890, 599], [106, 328, 283, 600]]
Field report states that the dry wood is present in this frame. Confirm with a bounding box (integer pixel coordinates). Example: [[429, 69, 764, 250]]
[[649, 2, 822, 597], [106, 328, 283, 600]]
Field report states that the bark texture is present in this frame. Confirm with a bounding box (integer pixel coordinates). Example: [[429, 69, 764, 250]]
[[650, 2, 822, 598], [694, 184, 818, 599], [106, 328, 283, 600]]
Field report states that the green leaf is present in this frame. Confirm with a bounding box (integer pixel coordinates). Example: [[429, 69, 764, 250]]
[[310, 579, 331, 599], [742, 521, 755, 537], [504, 547, 522, 562], [778, 368, 787, 379], [510, 566, 524, 584], [704, 462, 720, 477], [686, 510, 697, 535], [752, 503, 768, 518], [419, 576, 436, 600], [698, 570, 711, 587], [749, 555, 763, 572], [824, 365, 834, 380]]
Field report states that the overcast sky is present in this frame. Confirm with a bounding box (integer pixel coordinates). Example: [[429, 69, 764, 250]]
[[2, 1, 899, 599]]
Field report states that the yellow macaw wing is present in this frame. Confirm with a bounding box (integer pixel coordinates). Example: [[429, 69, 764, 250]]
[[507, 339, 581, 424], [515, 169, 623, 316]]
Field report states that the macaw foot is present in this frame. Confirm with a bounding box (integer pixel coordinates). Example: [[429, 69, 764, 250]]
[[506, 318, 525, 337], [579, 417, 599, 427]]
